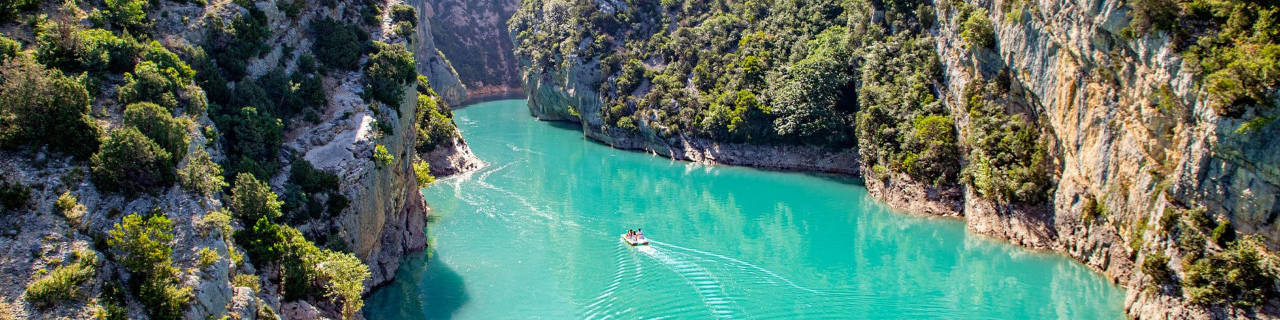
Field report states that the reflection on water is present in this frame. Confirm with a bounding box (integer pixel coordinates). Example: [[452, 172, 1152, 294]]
[[363, 100, 1126, 319]]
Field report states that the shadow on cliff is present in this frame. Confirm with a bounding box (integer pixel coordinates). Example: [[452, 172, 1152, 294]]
[[364, 249, 470, 319]]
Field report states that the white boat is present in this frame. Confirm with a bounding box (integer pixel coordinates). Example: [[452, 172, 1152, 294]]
[[621, 234, 649, 246]]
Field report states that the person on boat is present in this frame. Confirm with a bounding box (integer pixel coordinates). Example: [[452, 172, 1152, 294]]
[[637, 228, 644, 240], [627, 229, 635, 241]]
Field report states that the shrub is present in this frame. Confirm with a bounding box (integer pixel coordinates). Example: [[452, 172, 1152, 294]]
[[55, 191, 86, 228], [107, 212, 190, 319], [413, 160, 435, 188], [197, 247, 219, 269], [390, 4, 417, 27], [315, 249, 370, 319], [196, 209, 233, 237], [1126, 0, 1179, 36], [24, 250, 98, 308], [124, 102, 191, 161], [1183, 238, 1277, 308], [97, 0, 150, 31], [230, 173, 283, 225], [312, 19, 366, 71], [137, 274, 192, 320], [960, 8, 995, 51], [1211, 220, 1236, 247], [35, 26, 140, 74], [0, 34, 18, 62], [179, 148, 228, 196], [961, 80, 1051, 203], [415, 94, 457, 152], [1142, 252, 1173, 287], [213, 106, 282, 179], [0, 181, 30, 211], [232, 274, 260, 293], [90, 127, 175, 194], [0, 56, 102, 159], [204, 7, 271, 81], [289, 160, 340, 193], [373, 144, 393, 166], [364, 41, 416, 107], [118, 59, 196, 110]]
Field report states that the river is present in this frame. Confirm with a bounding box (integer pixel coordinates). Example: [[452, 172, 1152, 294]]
[[363, 99, 1125, 319]]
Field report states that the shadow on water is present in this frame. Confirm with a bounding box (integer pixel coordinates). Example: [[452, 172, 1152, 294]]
[[365, 249, 470, 319]]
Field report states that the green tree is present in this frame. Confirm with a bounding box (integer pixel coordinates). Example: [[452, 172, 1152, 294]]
[[316, 249, 370, 319], [179, 148, 228, 196], [364, 41, 416, 107], [961, 8, 995, 51], [107, 213, 174, 275], [90, 127, 174, 194], [230, 173, 283, 224], [312, 19, 365, 71], [0, 56, 102, 159], [124, 102, 191, 161]]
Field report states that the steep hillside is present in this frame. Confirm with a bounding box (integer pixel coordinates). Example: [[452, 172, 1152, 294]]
[[425, 0, 521, 103], [509, 0, 1280, 318], [0, 0, 477, 318]]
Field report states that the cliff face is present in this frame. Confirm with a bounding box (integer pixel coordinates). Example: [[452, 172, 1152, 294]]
[[425, 0, 522, 103], [407, 0, 469, 105], [932, 0, 1279, 317], [512, 0, 1280, 317]]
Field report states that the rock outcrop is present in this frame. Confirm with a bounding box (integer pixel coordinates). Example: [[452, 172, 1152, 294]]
[[411, 0, 523, 105], [513, 0, 1280, 318]]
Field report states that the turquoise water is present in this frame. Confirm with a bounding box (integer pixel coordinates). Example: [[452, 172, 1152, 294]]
[[363, 100, 1126, 319]]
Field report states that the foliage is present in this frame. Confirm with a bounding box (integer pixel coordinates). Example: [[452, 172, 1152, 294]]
[[124, 102, 191, 161], [0, 34, 18, 62], [373, 144, 393, 167], [179, 148, 228, 196], [90, 127, 175, 195], [289, 160, 340, 193], [213, 106, 282, 180], [960, 8, 995, 51], [232, 274, 260, 293], [364, 41, 416, 107], [96, 0, 151, 31], [55, 191, 86, 228], [35, 25, 140, 74], [203, 6, 271, 81], [413, 159, 435, 188], [107, 212, 192, 319], [312, 19, 366, 71], [197, 247, 219, 269], [230, 173, 284, 225], [1183, 238, 1277, 307], [0, 56, 102, 159], [315, 249, 370, 319], [415, 94, 457, 152], [1142, 251, 1173, 286], [960, 79, 1052, 203], [1176, 0, 1280, 117], [391, 4, 417, 27], [0, 180, 30, 212], [1125, 0, 1179, 36], [118, 43, 202, 111], [24, 250, 98, 308], [196, 209, 233, 237]]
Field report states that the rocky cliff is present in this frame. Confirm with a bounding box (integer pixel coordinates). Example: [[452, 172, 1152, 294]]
[[414, 0, 524, 104], [0, 0, 479, 318], [511, 0, 1280, 318]]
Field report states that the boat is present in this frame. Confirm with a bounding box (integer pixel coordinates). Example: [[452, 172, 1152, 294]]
[[621, 233, 649, 246]]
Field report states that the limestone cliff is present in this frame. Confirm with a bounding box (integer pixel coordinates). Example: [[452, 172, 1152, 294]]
[[511, 0, 1280, 318], [423, 0, 522, 103]]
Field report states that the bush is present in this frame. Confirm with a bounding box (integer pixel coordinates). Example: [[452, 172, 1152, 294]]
[[90, 127, 175, 195], [0, 181, 30, 211], [35, 26, 140, 74], [24, 250, 98, 308], [391, 4, 417, 27], [0, 56, 102, 159], [214, 106, 282, 179], [124, 102, 191, 161], [315, 249, 370, 319], [290, 159, 340, 193], [364, 41, 416, 107], [55, 191, 86, 228], [1126, 0, 1179, 36], [232, 274, 260, 293], [373, 144, 393, 166], [961, 80, 1051, 203], [413, 160, 435, 188], [204, 7, 271, 81], [230, 173, 284, 225], [1183, 239, 1277, 308], [311, 19, 366, 71], [197, 247, 218, 269], [415, 94, 457, 152], [1211, 220, 1236, 247], [117, 60, 194, 110], [1142, 252, 1173, 287], [107, 212, 174, 274], [179, 148, 228, 196], [0, 34, 18, 62], [960, 8, 995, 51], [96, 0, 150, 31]]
